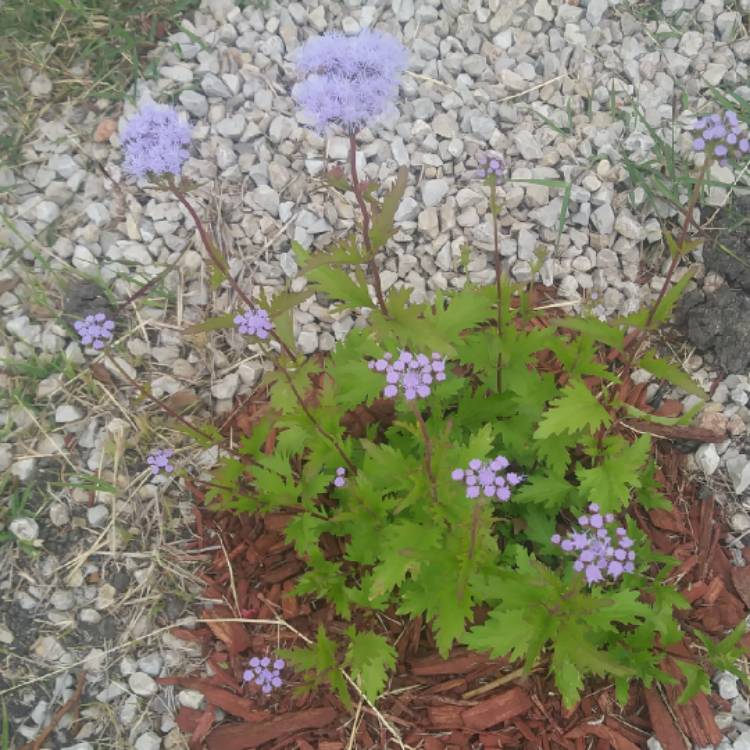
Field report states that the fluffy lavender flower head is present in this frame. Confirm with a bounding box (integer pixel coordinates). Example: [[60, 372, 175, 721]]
[[691, 110, 749, 166], [147, 448, 175, 476], [122, 103, 191, 179], [551, 502, 635, 585], [73, 313, 115, 350], [234, 307, 273, 339], [293, 30, 408, 133], [243, 656, 285, 694], [451, 456, 523, 502], [333, 467, 347, 488], [476, 153, 505, 182], [369, 350, 446, 400]]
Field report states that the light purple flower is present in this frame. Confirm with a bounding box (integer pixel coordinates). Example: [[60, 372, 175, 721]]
[[691, 109, 749, 166], [333, 467, 347, 487], [369, 350, 446, 400], [243, 655, 285, 694], [121, 103, 191, 179], [551, 503, 636, 585], [234, 307, 273, 339], [73, 313, 115, 350], [147, 448, 175, 476], [476, 152, 505, 182], [451, 456, 522, 502], [293, 30, 408, 133]]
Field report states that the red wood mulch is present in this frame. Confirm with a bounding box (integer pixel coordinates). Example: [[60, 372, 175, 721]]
[[163, 288, 749, 750]]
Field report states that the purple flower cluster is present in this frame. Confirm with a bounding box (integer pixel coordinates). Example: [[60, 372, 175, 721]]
[[368, 351, 446, 400], [147, 448, 175, 476], [122, 103, 192, 179], [243, 656, 285, 694], [476, 153, 505, 181], [551, 503, 635, 585], [333, 467, 347, 487], [73, 313, 115, 350], [451, 457, 524, 501], [234, 307, 273, 339], [692, 110, 749, 166], [293, 30, 408, 133]]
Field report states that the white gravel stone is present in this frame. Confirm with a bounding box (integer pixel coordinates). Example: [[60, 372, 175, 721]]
[[55, 404, 84, 423], [180, 90, 208, 117], [421, 179, 449, 208], [727, 455, 750, 495], [211, 372, 239, 400], [695, 444, 720, 475], [135, 732, 162, 750], [298, 330, 319, 354], [9, 518, 39, 543], [87, 505, 109, 528], [129, 671, 158, 697], [178, 689, 205, 709]]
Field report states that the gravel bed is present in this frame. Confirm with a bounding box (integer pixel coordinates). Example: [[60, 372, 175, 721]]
[[2, 0, 750, 746]]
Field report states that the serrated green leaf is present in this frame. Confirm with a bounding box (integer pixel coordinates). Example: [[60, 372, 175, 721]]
[[464, 608, 538, 663], [557, 316, 625, 350], [344, 627, 397, 700], [511, 474, 575, 511], [534, 380, 611, 439], [674, 659, 711, 704], [184, 313, 235, 334], [575, 434, 650, 512], [649, 268, 694, 328], [636, 351, 705, 399], [307, 266, 372, 308], [369, 166, 408, 252]]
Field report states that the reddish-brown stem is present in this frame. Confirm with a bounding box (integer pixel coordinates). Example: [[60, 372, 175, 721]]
[[104, 353, 243, 458], [171, 183, 298, 361], [490, 181, 503, 393], [348, 131, 389, 317], [643, 158, 711, 331]]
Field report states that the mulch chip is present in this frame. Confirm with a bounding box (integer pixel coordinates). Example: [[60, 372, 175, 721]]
[[167, 293, 748, 748]]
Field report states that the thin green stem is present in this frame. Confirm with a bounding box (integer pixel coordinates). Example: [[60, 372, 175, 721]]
[[348, 131, 389, 318], [409, 401, 438, 505]]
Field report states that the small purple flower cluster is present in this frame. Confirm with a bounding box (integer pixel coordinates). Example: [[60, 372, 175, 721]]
[[692, 110, 749, 165], [551, 503, 635, 585], [476, 153, 505, 181], [74, 313, 115, 350], [122, 103, 192, 179], [147, 448, 175, 476], [451, 457, 523, 501], [293, 30, 408, 133], [369, 351, 446, 400], [234, 307, 273, 339], [333, 467, 347, 487], [243, 656, 285, 694]]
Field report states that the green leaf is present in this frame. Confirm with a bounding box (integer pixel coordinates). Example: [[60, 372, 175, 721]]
[[369, 166, 408, 252], [184, 313, 235, 334], [307, 267, 372, 308], [649, 268, 694, 328], [534, 380, 612, 439], [557, 316, 625, 351], [344, 627, 397, 700], [464, 608, 539, 663], [280, 625, 351, 708], [636, 351, 705, 399], [675, 659, 711, 704], [575, 434, 651, 512], [512, 474, 575, 511]]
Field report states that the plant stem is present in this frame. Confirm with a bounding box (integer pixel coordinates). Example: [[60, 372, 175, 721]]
[[490, 181, 503, 393], [103, 353, 243, 457], [410, 401, 439, 505], [457, 500, 484, 602], [170, 181, 298, 361], [271, 353, 356, 474], [347, 131, 389, 318], [643, 158, 710, 331]]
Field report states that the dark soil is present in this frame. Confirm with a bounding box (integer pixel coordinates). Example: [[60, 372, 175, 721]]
[[675, 194, 750, 373]]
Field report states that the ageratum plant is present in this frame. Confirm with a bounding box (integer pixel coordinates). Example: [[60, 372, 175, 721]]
[[79, 32, 749, 709]]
